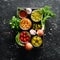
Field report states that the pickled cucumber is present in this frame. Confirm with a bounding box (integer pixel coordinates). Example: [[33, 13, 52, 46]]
[[33, 24, 41, 30]]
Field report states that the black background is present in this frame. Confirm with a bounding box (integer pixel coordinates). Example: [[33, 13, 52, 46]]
[[0, 0, 60, 60]]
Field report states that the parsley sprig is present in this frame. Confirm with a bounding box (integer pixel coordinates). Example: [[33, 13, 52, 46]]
[[39, 6, 56, 30], [10, 16, 20, 30]]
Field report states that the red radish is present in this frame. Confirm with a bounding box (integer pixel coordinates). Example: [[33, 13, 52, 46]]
[[25, 42, 33, 50], [37, 29, 44, 36]]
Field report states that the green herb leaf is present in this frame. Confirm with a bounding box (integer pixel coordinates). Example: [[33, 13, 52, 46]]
[[39, 6, 56, 30], [9, 16, 21, 30]]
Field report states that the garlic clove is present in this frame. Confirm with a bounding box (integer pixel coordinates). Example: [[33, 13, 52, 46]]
[[30, 29, 36, 35], [26, 8, 32, 14]]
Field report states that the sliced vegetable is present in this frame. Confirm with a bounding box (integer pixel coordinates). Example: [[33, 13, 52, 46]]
[[15, 32, 24, 46]]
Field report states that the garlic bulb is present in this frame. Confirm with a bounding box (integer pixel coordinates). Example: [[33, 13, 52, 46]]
[[30, 29, 36, 35], [26, 8, 32, 14]]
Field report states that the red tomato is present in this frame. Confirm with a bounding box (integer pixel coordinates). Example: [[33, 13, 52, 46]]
[[26, 37, 29, 41], [23, 31, 27, 35], [20, 33, 24, 37], [23, 35, 26, 38], [20, 31, 31, 43], [20, 37, 24, 41], [23, 38, 26, 42]]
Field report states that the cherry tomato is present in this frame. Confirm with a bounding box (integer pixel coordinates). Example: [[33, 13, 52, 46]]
[[20, 31, 31, 43], [23, 35, 26, 38], [23, 31, 27, 35], [20, 33, 24, 37], [23, 38, 26, 42], [26, 37, 29, 41], [20, 37, 24, 41]]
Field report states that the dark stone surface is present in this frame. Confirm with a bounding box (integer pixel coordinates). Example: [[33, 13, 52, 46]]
[[0, 0, 60, 60]]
